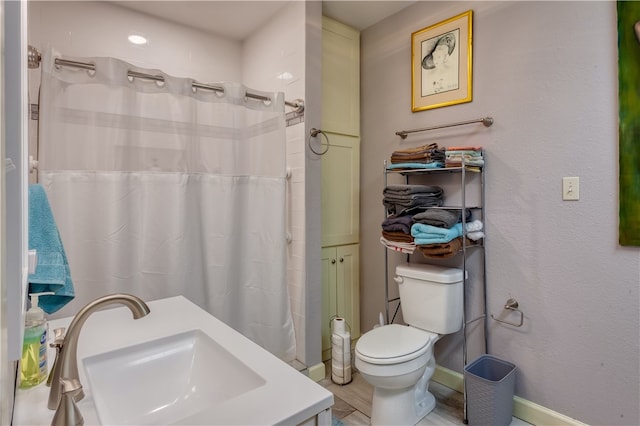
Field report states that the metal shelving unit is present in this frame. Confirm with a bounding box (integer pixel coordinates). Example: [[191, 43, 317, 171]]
[[382, 159, 488, 424]]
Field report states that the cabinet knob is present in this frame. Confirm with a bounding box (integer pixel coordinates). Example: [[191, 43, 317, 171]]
[[331, 259, 336, 264], [339, 258, 344, 263]]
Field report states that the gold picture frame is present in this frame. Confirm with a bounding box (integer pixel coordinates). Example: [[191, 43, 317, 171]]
[[411, 10, 473, 112]]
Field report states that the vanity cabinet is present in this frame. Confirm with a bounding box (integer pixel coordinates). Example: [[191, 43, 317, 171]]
[[321, 244, 360, 361]]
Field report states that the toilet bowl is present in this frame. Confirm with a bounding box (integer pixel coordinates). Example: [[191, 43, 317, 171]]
[[355, 324, 440, 426], [354, 263, 465, 425]]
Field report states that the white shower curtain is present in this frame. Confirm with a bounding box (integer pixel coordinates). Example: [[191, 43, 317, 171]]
[[37, 48, 296, 361]]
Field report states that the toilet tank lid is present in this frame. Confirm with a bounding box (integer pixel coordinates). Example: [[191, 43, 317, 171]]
[[396, 263, 465, 283]]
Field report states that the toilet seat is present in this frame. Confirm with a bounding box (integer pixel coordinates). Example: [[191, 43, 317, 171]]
[[356, 324, 437, 365]]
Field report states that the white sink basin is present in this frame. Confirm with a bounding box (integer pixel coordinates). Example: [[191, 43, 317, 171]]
[[83, 329, 266, 425], [14, 297, 333, 426]]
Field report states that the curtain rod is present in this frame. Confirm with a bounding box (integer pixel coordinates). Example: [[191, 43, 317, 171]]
[[27, 46, 304, 113], [395, 117, 493, 139]]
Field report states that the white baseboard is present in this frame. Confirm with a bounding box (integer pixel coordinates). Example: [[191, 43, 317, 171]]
[[308, 362, 326, 382], [433, 365, 588, 426]]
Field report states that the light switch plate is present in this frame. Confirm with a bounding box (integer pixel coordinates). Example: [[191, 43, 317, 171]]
[[562, 177, 579, 201]]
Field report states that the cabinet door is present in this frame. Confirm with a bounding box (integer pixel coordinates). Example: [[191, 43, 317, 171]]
[[322, 17, 360, 136], [321, 247, 338, 360], [321, 134, 360, 247], [336, 244, 360, 341], [321, 244, 360, 361]]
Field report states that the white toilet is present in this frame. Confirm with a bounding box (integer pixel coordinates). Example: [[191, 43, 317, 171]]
[[355, 263, 464, 426]]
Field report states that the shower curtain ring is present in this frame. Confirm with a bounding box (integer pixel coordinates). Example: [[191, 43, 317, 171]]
[[308, 128, 330, 155]]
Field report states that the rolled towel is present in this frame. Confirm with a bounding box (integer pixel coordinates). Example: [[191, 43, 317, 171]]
[[465, 219, 483, 232], [466, 231, 485, 241], [464, 220, 484, 241]]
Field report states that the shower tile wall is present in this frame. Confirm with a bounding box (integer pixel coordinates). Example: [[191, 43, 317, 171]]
[[28, 1, 310, 363]]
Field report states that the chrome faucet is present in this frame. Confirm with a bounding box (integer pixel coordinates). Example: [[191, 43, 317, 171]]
[[47, 293, 150, 412]]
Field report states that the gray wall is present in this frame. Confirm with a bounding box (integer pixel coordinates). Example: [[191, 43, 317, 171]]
[[359, 2, 639, 425]]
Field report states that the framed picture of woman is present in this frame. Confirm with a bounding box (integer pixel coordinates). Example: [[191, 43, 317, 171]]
[[411, 10, 473, 112]]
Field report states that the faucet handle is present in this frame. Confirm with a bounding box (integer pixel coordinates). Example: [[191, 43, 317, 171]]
[[47, 328, 66, 388], [50, 327, 66, 348], [51, 379, 84, 426]]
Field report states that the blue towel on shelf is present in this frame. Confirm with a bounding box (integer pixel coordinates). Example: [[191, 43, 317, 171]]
[[386, 162, 444, 170], [411, 222, 463, 245], [28, 184, 75, 314]]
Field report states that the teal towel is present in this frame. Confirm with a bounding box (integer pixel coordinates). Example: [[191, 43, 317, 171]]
[[411, 222, 463, 245], [386, 162, 444, 170], [28, 184, 75, 314]]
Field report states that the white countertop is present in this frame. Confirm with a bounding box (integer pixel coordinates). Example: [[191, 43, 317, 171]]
[[14, 296, 333, 425]]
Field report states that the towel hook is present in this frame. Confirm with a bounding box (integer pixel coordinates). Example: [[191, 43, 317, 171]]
[[491, 298, 524, 328], [308, 128, 330, 156]]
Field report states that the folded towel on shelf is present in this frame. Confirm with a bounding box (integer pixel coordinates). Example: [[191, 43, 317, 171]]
[[386, 162, 444, 170], [390, 149, 445, 163], [445, 149, 484, 168], [418, 237, 463, 259], [384, 184, 443, 195], [445, 156, 485, 167], [390, 144, 444, 164], [380, 236, 416, 254], [445, 149, 483, 156], [446, 146, 482, 152], [382, 214, 415, 234], [382, 230, 414, 244], [384, 198, 444, 215], [392, 143, 438, 154], [28, 184, 75, 314], [412, 209, 462, 229], [412, 222, 463, 245], [383, 185, 444, 215], [383, 193, 443, 206]]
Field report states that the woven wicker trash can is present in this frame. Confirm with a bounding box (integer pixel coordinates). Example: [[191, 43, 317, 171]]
[[464, 355, 517, 426]]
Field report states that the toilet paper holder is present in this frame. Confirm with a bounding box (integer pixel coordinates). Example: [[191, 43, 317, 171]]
[[490, 298, 524, 328]]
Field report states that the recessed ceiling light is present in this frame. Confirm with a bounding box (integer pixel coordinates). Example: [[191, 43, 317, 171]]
[[128, 34, 148, 45]]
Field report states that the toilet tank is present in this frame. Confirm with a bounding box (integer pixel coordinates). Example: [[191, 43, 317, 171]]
[[395, 263, 464, 334]]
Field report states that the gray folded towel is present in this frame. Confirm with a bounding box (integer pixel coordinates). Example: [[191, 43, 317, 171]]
[[382, 214, 415, 234], [412, 209, 461, 228], [383, 184, 443, 196]]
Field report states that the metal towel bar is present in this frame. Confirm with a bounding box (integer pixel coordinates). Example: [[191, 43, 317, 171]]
[[395, 117, 493, 139]]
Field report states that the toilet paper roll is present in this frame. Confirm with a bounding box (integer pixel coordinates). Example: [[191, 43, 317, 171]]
[[332, 348, 351, 364], [332, 317, 346, 335], [332, 365, 352, 384], [332, 364, 351, 378]]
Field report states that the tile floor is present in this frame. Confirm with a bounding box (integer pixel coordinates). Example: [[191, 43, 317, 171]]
[[319, 362, 530, 426]]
